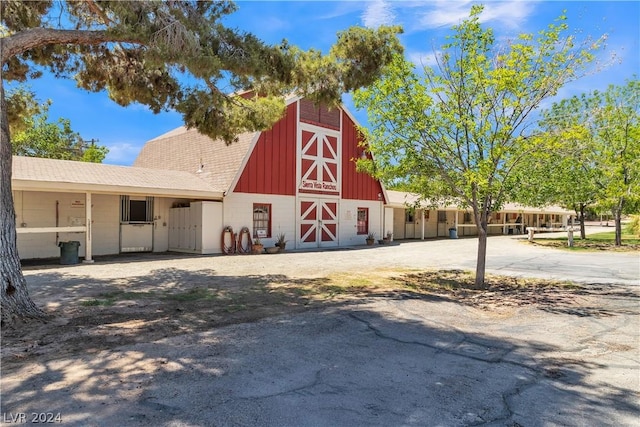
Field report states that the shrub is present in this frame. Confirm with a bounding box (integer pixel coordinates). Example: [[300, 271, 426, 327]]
[[625, 215, 640, 237]]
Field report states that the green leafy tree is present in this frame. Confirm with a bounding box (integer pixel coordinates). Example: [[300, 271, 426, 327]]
[[8, 86, 108, 162], [354, 6, 603, 288], [515, 80, 640, 243], [5, 85, 44, 135], [0, 0, 402, 322], [513, 101, 603, 240], [626, 215, 640, 237], [588, 81, 640, 244]]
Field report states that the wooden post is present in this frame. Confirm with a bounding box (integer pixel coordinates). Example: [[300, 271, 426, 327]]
[[567, 228, 574, 247], [83, 191, 94, 263], [502, 213, 507, 234], [454, 210, 459, 236], [528, 228, 534, 242]]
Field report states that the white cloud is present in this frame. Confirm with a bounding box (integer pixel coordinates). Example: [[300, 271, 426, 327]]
[[481, 2, 537, 29], [104, 142, 142, 166], [362, 0, 396, 28], [417, 1, 537, 30], [418, 0, 473, 29], [408, 49, 441, 68]]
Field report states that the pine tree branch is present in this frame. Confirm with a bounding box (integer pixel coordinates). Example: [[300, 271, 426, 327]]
[[1, 27, 141, 63]]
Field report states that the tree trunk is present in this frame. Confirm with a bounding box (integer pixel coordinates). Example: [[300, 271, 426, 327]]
[[613, 207, 623, 246], [473, 205, 489, 289], [579, 203, 586, 240], [475, 224, 488, 289], [0, 79, 45, 325]]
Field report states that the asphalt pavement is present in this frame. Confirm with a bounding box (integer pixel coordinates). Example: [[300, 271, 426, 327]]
[[3, 225, 639, 426]]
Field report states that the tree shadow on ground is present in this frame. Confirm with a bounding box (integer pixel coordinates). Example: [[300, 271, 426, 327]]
[[391, 270, 640, 318], [20, 251, 213, 271], [2, 267, 347, 363], [2, 294, 638, 426]]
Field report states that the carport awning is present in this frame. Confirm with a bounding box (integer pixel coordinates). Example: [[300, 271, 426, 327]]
[[12, 156, 224, 199], [385, 190, 572, 215]]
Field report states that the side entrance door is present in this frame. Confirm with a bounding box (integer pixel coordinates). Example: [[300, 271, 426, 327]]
[[298, 198, 339, 249], [437, 210, 448, 237]]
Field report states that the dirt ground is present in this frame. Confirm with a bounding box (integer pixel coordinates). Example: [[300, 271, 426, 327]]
[[2, 232, 638, 425], [3, 264, 636, 373]]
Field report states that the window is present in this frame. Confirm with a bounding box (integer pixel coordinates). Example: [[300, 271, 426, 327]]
[[130, 201, 147, 222], [405, 209, 415, 223], [357, 208, 368, 235], [463, 212, 472, 224], [120, 196, 153, 223], [253, 204, 271, 238], [437, 210, 447, 223]]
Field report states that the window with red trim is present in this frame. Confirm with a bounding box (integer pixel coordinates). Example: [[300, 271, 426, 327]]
[[357, 208, 368, 234], [253, 204, 271, 238]]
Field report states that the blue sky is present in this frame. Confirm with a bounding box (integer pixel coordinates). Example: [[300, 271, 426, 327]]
[[13, 1, 640, 165]]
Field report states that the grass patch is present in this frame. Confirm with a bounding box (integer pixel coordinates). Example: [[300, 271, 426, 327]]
[[401, 269, 476, 291], [587, 231, 640, 243], [394, 269, 578, 293], [74, 268, 596, 318], [84, 288, 222, 303], [530, 231, 640, 251], [163, 287, 219, 302], [80, 298, 115, 307], [107, 291, 155, 300], [389, 269, 596, 313], [225, 304, 247, 313], [79, 290, 154, 306], [532, 228, 640, 252]]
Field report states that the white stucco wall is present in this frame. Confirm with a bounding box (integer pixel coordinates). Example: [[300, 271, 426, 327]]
[[223, 193, 297, 249], [14, 191, 91, 259], [13, 191, 195, 260], [338, 199, 384, 246], [223, 193, 385, 250]]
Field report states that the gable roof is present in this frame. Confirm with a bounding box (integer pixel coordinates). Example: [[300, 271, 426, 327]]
[[134, 96, 389, 199], [12, 156, 222, 199], [133, 126, 258, 193]]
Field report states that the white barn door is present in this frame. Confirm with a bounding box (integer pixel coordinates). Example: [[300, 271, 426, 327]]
[[298, 198, 339, 249]]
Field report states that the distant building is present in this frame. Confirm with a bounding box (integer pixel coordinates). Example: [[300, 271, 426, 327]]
[[385, 190, 572, 240]]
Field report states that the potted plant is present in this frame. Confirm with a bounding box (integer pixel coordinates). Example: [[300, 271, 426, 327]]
[[365, 232, 376, 246], [382, 231, 393, 244], [275, 232, 288, 252], [251, 238, 264, 254]]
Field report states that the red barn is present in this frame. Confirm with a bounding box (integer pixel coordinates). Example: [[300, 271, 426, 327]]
[[134, 96, 391, 252]]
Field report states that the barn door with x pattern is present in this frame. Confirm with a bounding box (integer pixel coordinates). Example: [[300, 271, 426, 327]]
[[298, 124, 341, 196], [299, 199, 339, 248]]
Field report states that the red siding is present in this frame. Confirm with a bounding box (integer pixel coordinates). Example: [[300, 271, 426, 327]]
[[234, 103, 297, 195], [299, 99, 341, 130], [341, 112, 384, 201], [234, 102, 384, 202]]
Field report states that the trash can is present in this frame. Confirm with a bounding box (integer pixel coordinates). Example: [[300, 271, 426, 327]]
[[448, 228, 458, 239], [58, 241, 81, 265]]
